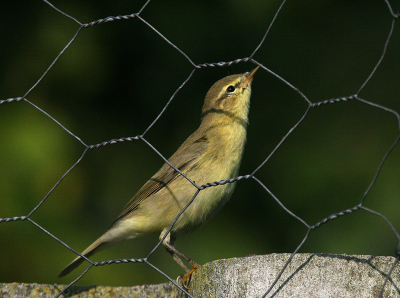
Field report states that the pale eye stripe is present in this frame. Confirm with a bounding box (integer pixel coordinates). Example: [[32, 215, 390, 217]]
[[219, 80, 241, 97]]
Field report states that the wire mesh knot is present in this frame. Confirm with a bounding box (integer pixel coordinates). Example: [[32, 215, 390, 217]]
[[196, 58, 250, 68], [95, 257, 146, 267], [88, 136, 141, 150], [311, 95, 356, 108], [0, 216, 28, 223]]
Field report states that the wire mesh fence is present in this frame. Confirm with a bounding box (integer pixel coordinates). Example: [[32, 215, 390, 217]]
[[1, 0, 399, 297]]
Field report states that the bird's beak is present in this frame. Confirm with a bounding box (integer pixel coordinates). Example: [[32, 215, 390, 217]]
[[240, 66, 260, 89]]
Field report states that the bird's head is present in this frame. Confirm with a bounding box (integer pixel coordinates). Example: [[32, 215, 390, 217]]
[[201, 66, 259, 125]]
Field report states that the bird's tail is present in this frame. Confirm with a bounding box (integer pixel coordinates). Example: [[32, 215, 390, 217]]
[[58, 236, 112, 278]]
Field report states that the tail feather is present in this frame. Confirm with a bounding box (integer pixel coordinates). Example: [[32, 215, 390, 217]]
[[59, 216, 140, 278], [58, 238, 110, 278]]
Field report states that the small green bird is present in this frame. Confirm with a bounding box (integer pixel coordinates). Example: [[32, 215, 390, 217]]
[[58, 66, 259, 280]]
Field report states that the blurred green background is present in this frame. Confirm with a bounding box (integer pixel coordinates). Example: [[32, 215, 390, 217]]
[[1, 0, 399, 287]]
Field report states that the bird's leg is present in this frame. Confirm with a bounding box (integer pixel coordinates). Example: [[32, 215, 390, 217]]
[[165, 243, 190, 273], [160, 230, 200, 282], [164, 241, 200, 282], [163, 241, 200, 269]]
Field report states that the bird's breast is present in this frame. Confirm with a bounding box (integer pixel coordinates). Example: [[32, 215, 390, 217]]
[[171, 122, 247, 233]]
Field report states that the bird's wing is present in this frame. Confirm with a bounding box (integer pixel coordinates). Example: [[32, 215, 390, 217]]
[[109, 132, 209, 228]]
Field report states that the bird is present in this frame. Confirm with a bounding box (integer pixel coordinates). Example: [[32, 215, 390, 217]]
[[58, 66, 259, 280]]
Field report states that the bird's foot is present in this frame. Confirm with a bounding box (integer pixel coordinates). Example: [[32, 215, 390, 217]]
[[176, 262, 200, 290]]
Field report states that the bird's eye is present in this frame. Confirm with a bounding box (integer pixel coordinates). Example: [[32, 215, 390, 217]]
[[226, 85, 235, 93]]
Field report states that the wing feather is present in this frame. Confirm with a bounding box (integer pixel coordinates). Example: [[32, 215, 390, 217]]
[[108, 132, 209, 228]]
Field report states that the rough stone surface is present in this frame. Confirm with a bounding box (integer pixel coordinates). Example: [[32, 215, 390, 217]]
[[1, 254, 399, 297], [0, 282, 179, 298], [189, 253, 400, 297]]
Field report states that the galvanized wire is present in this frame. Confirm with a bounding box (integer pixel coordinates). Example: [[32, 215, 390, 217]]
[[1, 1, 399, 297]]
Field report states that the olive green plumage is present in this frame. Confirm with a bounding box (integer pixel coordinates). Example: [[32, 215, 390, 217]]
[[59, 67, 259, 279]]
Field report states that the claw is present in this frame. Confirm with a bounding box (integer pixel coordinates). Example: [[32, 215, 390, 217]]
[[181, 263, 199, 282]]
